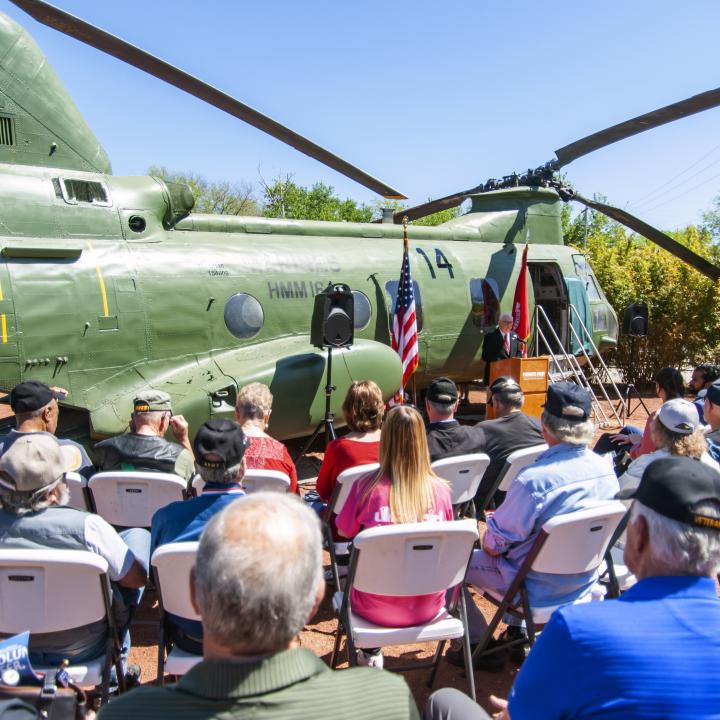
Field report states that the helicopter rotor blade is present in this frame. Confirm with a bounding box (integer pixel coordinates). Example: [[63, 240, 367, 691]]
[[555, 87, 720, 168], [10, 0, 406, 199], [387, 187, 481, 224], [570, 193, 720, 281]]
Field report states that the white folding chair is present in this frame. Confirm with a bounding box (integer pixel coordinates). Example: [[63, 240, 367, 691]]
[[472, 501, 627, 664], [64, 471, 92, 511], [88, 471, 188, 528], [193, 468, 291, 495], [330, 520, 479, 701], [151, 542, 202, 683], [323, 463, 380, 590], [478, 443, 548, 514], [0, 549, 122, 704], [431, 453, 491, 517]]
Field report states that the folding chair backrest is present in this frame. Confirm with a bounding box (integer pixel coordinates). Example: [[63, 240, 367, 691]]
[[89, 471, 187, 527], [151, 542, 201, 622], [64, 471, 90, 511], [0, 549, 109, 634], [431, 453, 491, 505], [242, 469, 291, 494], [351, 520, 478, 596], [497, 443, 548, 492], [331, 463, 380, 517], [532, 501, 627, 574]]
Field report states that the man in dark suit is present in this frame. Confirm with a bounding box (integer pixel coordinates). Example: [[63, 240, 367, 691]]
[[481, 313, 522, 384], [425, 377, 486, 462]]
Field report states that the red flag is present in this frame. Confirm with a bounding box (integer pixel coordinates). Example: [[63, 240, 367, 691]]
[[512, 244, 530, 358]]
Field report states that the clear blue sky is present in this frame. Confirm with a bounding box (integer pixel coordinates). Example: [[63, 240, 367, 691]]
[[5, 0, 720, 230]]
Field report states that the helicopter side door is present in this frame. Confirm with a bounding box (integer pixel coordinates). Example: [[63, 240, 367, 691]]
[[0, 264, 19, 390]]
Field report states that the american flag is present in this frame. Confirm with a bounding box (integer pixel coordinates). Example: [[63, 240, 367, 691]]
[[391, 219, 419, 392]]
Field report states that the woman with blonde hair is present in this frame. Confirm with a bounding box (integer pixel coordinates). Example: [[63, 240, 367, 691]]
[[336, 404, 453, 667], [620, 397, 719, 492], [316, 380, 384, 503], [235, 382, 298, 493]]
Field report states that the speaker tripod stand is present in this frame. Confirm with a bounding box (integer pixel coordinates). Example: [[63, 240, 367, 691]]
[[297, 345, 337, 457], [614, 335, 650, 424]]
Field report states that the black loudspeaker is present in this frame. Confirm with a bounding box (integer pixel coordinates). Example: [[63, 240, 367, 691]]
[[621, 302, 649, 338], [310, 283, 354, 349]]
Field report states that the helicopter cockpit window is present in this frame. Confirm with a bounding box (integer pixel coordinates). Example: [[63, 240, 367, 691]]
[[572, 256, 602, 302], [352, 290, 372, 331], [224, 292, 264, 339], [56, 178, 112, 207], [469, 278, 500, 328], [384, 280, 423, 331]]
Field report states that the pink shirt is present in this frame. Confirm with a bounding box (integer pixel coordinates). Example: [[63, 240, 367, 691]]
[[336, 473, 453, 627]]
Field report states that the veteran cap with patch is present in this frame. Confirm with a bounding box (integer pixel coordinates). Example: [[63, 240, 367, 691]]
[[0, 434, 67, 494], [542, 381, 592, 423], [133, 390, 172, 413], [193, 419, 248, 469], [617, 456, 720, 531], [426, 377, 458, 405]]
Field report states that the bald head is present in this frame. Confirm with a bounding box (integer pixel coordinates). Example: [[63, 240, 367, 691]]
[[193, 493, 323, 655]]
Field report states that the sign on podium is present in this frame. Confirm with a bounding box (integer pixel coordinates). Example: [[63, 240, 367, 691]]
[[487, 357, 549, 419]]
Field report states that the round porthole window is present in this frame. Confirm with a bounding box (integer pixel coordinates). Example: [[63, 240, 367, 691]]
[[224, 293, 264, 339], [352, 290, 372, 331]]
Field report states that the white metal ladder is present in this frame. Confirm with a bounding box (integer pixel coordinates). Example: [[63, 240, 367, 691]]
[[533, 304, 625, 429]]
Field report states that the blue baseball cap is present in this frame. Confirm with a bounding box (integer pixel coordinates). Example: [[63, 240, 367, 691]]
[[542, 382, 592, 423]]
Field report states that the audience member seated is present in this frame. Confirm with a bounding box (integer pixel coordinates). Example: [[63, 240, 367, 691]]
[[425, 377, 486, 462], [98, 493, 419, 720], [316, 380, 384, 504], [0, 380, 94, 478], [704, 379, 720, 461], [448, 382, 619, 671], [609, 366, 685, 461], [336, 405, 453, 669], [432, 457, 720, 720], [235, 382, 298, 493], [0, 434, 149, 684], [150, 419, 247, 652], [475, 376, 543, 510], [619, 398, 719, 493], [94, 390, 194, 482], [688, 362, 720, 424]]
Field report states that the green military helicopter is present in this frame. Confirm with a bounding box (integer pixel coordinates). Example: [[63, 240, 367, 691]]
[[0, 0, 718, 443]]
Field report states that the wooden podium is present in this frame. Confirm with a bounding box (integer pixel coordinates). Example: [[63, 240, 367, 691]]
[[486, 356, 550, 419]]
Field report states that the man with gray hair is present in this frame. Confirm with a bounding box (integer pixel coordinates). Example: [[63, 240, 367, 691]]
[[481, 312, 522, 384], [94, 389, 194, 481], [448, 382, 618, 670], [0, 434, 149, 682], [99, 494, 419, 720], [475, 376, 544, 510]]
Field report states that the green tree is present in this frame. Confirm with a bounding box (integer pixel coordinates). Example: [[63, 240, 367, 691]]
[[148, 166, 257, 216], [260, 175, 374, 222], [564, 210, 720, 386], [701, 191, 720, 240]]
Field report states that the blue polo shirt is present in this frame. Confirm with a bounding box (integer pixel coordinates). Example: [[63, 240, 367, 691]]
[[509, 575, 720, 719], [151, 484, 246, 641]]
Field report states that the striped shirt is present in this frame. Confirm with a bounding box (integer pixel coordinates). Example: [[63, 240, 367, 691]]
[[97, 648, 419, 720]]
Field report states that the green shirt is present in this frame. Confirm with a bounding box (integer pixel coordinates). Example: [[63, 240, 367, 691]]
[[97, 648, 419, 720]]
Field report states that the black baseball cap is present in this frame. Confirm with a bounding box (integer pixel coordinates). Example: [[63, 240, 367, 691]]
[[542, 382, 591, 423], [0, 381, 64, 413], [617, 456, 720, 531], [193, 419, 248, 469], [489, 376, 522, 393], [426, 377, 458, 405]]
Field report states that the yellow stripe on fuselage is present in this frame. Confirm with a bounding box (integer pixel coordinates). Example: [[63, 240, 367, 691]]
[[1, 314, 7, 344], [86, 242, 109, 317]]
